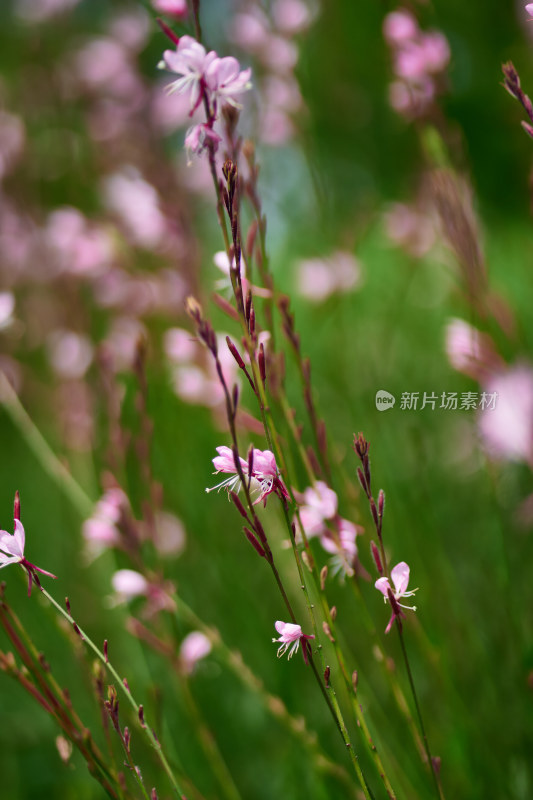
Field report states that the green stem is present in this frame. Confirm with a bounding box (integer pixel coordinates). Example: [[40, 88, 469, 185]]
[[38, 587, 186, 799], [396, 624, 444, 800]]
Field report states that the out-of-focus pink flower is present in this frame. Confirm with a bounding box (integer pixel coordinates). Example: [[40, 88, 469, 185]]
[[160, 36, 252, 117], [231, 10, 271, 52], [153, 511, 186, 556], [184, 123, 221, 160], [112, 569, 149, 600], [375, 561, 418, 633], [298, 481, 338, 537], [109, 8, 151, 52], [111, 569, 176, 615], [272, 0, 313, 34], [46, 330, 93, 380], [153, 0, 188, 18], [272, 620, 314, 662], [296, 251, 361, 302], [478, 364, 533, 464], [100, 317, 146, 372], [207, 445, 289, 506], [526, 3, 533, 18], [101, 168, 167, 249], [44, 207, 113, 278], [180, 631, 212, 673], [320, 519, 361, 579], [164, 328, 198, 364], [0, 292, 15, 330], [383, 9, 418, 44], [384, 9, 450, 119], [82, 488, 129, 557], [0, 518, 56, 595], [445, 319, 503, 382], [383, 202, 436, 257]]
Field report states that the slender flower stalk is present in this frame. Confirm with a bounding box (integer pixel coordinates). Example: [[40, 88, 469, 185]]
[[353, 434, 445, 800]]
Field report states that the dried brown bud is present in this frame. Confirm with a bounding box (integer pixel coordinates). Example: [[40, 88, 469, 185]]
[[352, 670, 359, 693], [324, 666, 330, 687], [320, 565, 328, 591]]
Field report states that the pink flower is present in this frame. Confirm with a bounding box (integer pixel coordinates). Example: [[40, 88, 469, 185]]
[[184, 123, 221, 160], [180, 631, 212, 673], [0, 519, 56, 596], [152, 0, 188, 18], [160, 36, 208, 111], [206, 446, 289, 506], [383, 10, 419, 44], [445, 318, 502, 381], [111, 569, 149, 600], [272, 620, 314, 662], [204, 56, 252, 111], [320, 519, 361, 579], [111, 569, 176, 615], [478, 364, 533, 464], [375, 561, 418, 634], [298, 481, 338, 537], [526, 4, 533, 19], [160, 36, 251, 117]]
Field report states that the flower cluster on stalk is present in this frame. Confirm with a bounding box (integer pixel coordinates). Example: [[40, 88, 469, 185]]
[[206, 445, 289, 507], [159, 34, 252, 157]]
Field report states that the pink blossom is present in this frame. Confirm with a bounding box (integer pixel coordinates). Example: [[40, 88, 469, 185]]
[[206, 446, 289, 506], [153, 511, 186, 556], [272, 0, 313, 34], [112, 569, 149, 600], [272, 620, 314, 662], [478, 365, 533, 463], [184, 123, 221, 160], [0, 292, 15, 330], [160, 36, 251, 117], [445, 319, 502, 381], [375, 561, 417, 633], [44, 207, 113, 278], [180, 631, 212, 673], [82, 488, 129, 558], [164, 328, 198, 364], [0, 519, 56, 595], [526, 4, 533, 18], [101, 168, 167, 249], [383, 202, 436, 257], [152, 0, 188, 19], [296, 251, 361, 302], [298, 481, 338, 537], [205, 57, 252, 111], [320, 519, 361, 579], [46, 330, 93, 380], [111, 569, 176, 614], [383, 10, 419, 44]]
